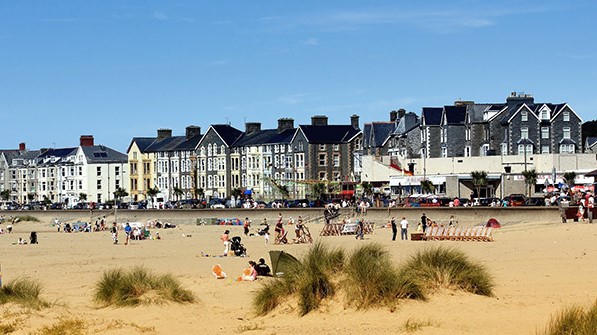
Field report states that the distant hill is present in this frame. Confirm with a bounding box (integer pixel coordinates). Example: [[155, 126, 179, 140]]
[[582, 120, 597, 150]]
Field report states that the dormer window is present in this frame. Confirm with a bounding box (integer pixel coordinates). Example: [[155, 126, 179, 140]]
[[521, 111, 528, 122], [541, 109, 549, 120], [563, 111, 570, 122]]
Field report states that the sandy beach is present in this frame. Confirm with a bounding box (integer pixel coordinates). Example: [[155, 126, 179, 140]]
[[1, 211, 597, 334]]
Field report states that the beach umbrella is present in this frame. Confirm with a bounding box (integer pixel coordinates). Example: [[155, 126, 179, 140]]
[[486, 218, 501, 228]]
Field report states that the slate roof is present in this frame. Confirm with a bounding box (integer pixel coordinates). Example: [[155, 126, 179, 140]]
[[81, 145, 127, 163], [175, 133, 203, 151], [362, 124, 372, 148], [444, 106, 466, 125], [363, 122, 395, 148], [299, 125, 360, 144], [0, 150, 21, 165], [421, 107, 442, 126], [558, 138, 577, 145], [466, 104, 492, 123], [211, 124, 244, 146], [586, 137, 597, 148], [233, 128, 295, 147], [127, 137, 157, 154], [37, 148, 77, 159], [145, 136, 186, 153], [393, 112, 420, 135]]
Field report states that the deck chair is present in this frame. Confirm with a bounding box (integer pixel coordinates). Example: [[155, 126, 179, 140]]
[[212, 264, 227, 279], [434, 227, 445, 241], [483, 227, 494, 241], [459, 227, 471, 241], [445, 227, 456, 240], [450, 227, 462, 241], [275, 231, 289, 244], [475, 227, 487, 241], [422, 227, 433, 241]]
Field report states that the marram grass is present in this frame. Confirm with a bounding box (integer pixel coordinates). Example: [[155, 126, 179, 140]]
[[399, 246, 494, 297], [94, 267, 195, 307], [539, 300, 597, 335], [0, 277, 49, 309], [254, 244, 495, 316]]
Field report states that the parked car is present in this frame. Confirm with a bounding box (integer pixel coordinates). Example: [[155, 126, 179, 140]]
[[525, 197, 546, 206], [504, 194, 527, 206], [209, 198, 226, 209]]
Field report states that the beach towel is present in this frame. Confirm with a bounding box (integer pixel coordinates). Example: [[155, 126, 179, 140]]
[[212, 264, 227, 279]]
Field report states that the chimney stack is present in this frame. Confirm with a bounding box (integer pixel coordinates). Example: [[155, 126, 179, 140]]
[[277, 118, 295, 133], [398, 108, 406, 119], [350, 114, 359, 129], [157, 128, 172, 140], [185, 125, 201, 139], [390, 110, 398, 122], [80, 135, 94, 147], [245, 122, 261, 135], [19, 142, 26, 151], [311, 115, 328, 126]]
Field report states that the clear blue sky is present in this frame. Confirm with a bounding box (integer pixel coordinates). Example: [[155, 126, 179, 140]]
[[1, 1, 596, 152]]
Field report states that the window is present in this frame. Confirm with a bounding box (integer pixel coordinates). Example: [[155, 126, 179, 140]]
[[541, 145, 550, 154], [333, 154, 340, 167], [560, 144, 574, 154], [208, 175, 213, 188], [420, 128, 426, 144], [295, 153, 304, 168], [518, 144, 533, 155], [481, 144, 489, 156], [521, 127, 528, 139], [97, 180, 102, 189], [501, 143, 508, 155], [420, 148, 427, 159], [541, 127, 549, 139], [318, 171, 326, 180], [221, 145, 226, 154], [541, 110, 549, 120], [441, 147, 447, 158], [318, 154, 326, 166], [133, 152, 138, 160], [465, 128, 471, 141], [96, 167, 101, 176], [333, 144, 340, 151], [115, 166, 120, 176], [207, 158, 212, 171], [298, 140, 304, 151], [521, 111, 528, 122], [464, 146, 471, 157], [563, 111, 570, 122], [319, 144, 326, 151], [208, 144, 212, 156], [563, 127, 571, 139]]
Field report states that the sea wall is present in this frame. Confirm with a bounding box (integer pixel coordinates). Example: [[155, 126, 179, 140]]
[[1, 207, 564, 227]]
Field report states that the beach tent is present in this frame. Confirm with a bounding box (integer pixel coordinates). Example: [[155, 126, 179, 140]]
[[269, 250, 300, 277], [486, 218, 501, 228]]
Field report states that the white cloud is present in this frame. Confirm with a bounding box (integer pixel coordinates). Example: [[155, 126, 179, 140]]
[[304, 38, 319, 46], [153, 11, 169, 21], [277, 93, 314, 105]]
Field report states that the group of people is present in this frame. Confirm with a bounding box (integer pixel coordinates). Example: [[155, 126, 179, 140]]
[[238, 258, 272, 281], [389, 216, 410, 241]]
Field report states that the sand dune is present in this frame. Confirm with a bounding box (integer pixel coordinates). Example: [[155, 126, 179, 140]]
[[1, 214, 596, 334]]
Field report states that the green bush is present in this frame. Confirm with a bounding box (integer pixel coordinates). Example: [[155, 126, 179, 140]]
[[94, 267, 195, 307], [0, 277, 48, 309], [540, 300, 597, 335], [399, 246, 494, 297]]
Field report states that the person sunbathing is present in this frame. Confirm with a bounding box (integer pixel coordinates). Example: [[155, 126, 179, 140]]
[[238, 261, 258, 281]]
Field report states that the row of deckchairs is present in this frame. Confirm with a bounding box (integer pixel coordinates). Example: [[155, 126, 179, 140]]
[[423, 226, 493, 242], [320, 222, 375, 236]]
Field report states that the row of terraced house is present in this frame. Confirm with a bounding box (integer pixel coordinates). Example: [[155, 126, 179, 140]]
[[1, 92, 596, 205]]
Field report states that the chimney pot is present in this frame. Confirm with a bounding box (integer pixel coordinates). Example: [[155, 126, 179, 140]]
[[19, 142, 26, 151], [245, 122, 261, 135], [277, 118, 295, 133], [80, 135, 94, 147], [311, 115, 328, 126], [157, 129, 172, 140], [185, 125, 201, 139]]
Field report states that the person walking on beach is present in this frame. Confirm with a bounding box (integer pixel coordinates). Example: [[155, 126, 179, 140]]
[[588, 193, 594, 223], [221, 230, 230, 256], [124, 223, 132, 245], [390, 217, 397, 241], [421, 213, 427, 232], [110, 222, 118, 244], [400, 217, 409, 240], [243, 217, 251, 236]]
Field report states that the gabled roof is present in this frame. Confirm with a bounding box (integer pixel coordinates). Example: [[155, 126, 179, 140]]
[[298, 125, 361, 144], [233, 128, 295, 147], [362, 124, 372, 148], [466, 104, 492, 123], [127, 137, 157, 154], [80, 145, 127, 163], [393, 112, 420, 135], [558, 138, 577, 145], [444, 106, 466, 125], [421, 107, 442, 126], [550, 103, 583, 123], [502, 104, 538, 124], [586, 137, 597, 148], [363, 122, 395, 148], [210, 124, 244, 146], [0, 150, 21, 165]]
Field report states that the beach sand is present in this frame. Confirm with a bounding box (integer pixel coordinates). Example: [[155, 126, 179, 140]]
[[1, 217, 597, 334]]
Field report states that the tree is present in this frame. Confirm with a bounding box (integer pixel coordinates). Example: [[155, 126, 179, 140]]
[[145, 187, 159, 208], [0, 189, 10, 201], [231, 188, 242, 199], [27, 193, 36, 202], [196, 188, 204, 199], [173, 187, 184, 200], [113, 187, 128, 204], [470, 170, 488, 198], [278, 185, 290, 200], [522, 169, 538, 197], [311, 182, 326, 200], [79, 193, 87, 201], [420, 180, 435, 194], [562, 171, 577, 192], [361, 182, 373, 198]]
